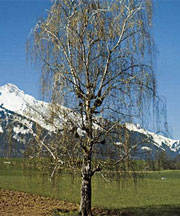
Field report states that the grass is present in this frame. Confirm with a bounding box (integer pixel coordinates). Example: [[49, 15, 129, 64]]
[[52, 209, 80, 216], [51, 206, 180, 216], [1, 158, 180, 215]]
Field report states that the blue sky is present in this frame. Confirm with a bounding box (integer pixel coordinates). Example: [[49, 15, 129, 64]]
[[153, 0, 180, 139], [0, 0, 180, 139], [0, 0, 51, 98]]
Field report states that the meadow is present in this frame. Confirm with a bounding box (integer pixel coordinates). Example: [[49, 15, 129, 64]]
[[1, 158, 180, 215]]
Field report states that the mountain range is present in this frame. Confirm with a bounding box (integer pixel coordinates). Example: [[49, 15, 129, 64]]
[[0, 83, 180, 159]]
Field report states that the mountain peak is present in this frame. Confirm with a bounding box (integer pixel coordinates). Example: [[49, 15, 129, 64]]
[[0, 83, 53, 132], [0, 83, 23, 94], [4, 83, 19, 89]]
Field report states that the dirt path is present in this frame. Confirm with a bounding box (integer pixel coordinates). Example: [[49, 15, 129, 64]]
[[0, 189, 78, 216]]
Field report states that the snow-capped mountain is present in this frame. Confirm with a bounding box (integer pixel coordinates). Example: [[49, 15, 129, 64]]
[[0, 83, 55, 131], [124, 123, 180, 159], [0, 83, 61, 157], [0, 83, 180, 159]]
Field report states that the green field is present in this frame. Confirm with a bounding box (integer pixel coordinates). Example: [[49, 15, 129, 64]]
[[1, 159, 180, 214]]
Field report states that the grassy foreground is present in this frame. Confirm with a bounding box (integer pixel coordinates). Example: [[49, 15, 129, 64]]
[[1, 159, 180, 215]]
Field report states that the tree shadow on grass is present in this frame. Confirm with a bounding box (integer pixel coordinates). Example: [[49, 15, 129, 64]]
[[131, 205, 180, 216], [52, 205, 180, 216], [93, 205, 180, 216]]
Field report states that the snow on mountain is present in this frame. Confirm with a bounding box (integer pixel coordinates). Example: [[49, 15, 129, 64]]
[[0, 83, 180, 159], [0, 83, 57, 131], [0, 83, 62, 157], [125, 123, 180, 158], [0, 125, 3, 133], [0, 83, 98, 133]]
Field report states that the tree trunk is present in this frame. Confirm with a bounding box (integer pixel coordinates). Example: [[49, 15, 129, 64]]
[[79, 154, 92, 216]]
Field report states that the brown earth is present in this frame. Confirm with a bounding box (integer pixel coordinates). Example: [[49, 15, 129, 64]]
[[0, 189, 78, 216], [0, 189, 130, 215]]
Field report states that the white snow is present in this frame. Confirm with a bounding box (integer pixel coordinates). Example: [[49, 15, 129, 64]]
[[141, 146, 152, 152], [13, 125, 30, 135], [0, 125, 3, 133], [125, 123, 180, 152], [0, 83, 58, 131]]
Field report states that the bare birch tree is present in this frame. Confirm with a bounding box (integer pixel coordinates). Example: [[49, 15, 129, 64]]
[[27, 0, 159, 215]]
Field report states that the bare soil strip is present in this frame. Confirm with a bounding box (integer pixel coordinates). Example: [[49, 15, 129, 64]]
[[0, 189, 78, 216], [0, 189, 130, 215]]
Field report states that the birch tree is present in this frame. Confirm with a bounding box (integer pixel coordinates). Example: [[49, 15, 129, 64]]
[[27, 0, 158, 215]]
